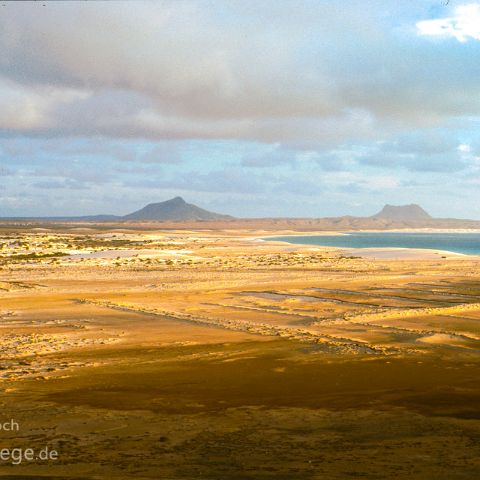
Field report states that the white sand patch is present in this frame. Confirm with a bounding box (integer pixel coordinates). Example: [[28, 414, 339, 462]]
[[417, 333, 467, 345]]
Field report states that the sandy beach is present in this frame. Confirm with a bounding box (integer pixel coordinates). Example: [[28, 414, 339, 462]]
[[0, 224, 479, 478]]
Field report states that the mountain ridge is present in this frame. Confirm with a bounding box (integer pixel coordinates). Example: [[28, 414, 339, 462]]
[[3, 200, 480, 229]]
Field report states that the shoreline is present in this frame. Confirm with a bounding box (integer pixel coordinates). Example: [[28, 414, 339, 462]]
[[259, 227, 480, 238], [342, 246, 465, 260], [256, 231, 478, 260]]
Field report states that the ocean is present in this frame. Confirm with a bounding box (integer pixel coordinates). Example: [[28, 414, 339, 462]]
[[268, 232, 480, 255]]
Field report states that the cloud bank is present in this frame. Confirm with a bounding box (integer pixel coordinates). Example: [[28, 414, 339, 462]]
[[1, 1, 480, 218], [1, 1, 479, 143]]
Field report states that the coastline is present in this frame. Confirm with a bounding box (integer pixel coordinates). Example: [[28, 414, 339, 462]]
[[259, 227, 480, 238], [256, 231, 477, 260], [342, 247, 465, 260]]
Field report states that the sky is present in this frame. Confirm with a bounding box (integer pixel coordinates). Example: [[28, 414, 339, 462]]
[[1, 0, 480, 218]]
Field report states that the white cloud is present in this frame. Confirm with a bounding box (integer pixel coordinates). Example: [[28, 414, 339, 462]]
[[417, 4, 480, 42], [458, 143, 471, 153]]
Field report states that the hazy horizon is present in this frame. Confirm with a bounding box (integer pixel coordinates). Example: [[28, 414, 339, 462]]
[[0, 198, 475, 221], [0, 195, 478, 221], [1, 1, 480, 218]]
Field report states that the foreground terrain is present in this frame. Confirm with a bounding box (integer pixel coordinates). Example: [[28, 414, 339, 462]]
[[0, 223, 479, 479]]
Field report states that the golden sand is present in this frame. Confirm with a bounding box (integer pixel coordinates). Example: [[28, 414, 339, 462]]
[[0, 225, 479, 478]]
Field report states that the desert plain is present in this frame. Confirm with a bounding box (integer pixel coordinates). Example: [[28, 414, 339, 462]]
[[0, 222, 479, 479]]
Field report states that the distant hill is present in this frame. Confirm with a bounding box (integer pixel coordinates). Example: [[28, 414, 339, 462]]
[[4, 199, 480, 230], [122, 197, 233, 221], [372, 204, 432, 221]]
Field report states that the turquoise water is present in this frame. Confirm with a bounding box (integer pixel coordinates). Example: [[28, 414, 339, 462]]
[[269, 232, 480, 255]]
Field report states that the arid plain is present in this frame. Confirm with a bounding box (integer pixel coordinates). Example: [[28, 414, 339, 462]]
[[1, 223, 479, 479]]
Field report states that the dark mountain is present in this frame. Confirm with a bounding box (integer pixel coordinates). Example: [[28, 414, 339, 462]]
[[372, 204, 432, 221], [122, 196, 233, 221]]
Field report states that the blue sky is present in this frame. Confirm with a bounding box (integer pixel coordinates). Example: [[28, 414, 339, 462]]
[[1, 0, 480, 218]]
